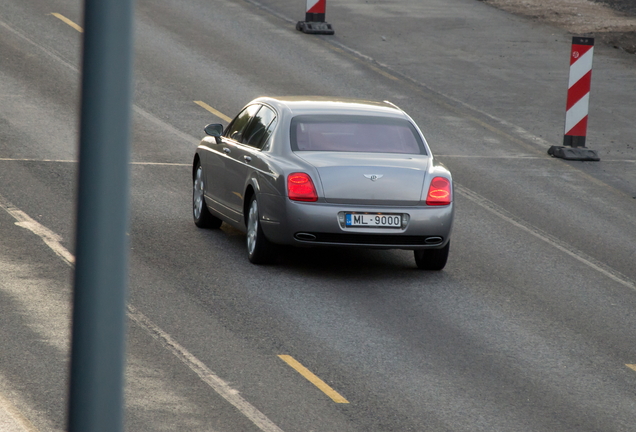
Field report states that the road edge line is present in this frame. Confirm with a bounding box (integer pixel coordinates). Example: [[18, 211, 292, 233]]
[[456, 184, 636, 293], [129, 306, 284, 432], [0, 194, 284, 432], [0, 390, 40, 432]]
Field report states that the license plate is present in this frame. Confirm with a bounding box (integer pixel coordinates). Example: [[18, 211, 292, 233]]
[[345, 213, 402, 228]]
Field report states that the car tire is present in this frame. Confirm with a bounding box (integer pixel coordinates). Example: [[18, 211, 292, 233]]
[[193, 164, 222, 229], [414, 242, 449, 271], [246, 195, 274, 264]]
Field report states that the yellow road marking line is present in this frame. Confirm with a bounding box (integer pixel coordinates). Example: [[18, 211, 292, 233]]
[[51, 13, 83, 33], [278, 355, 349, 403], [194, 101, 232, 122], [626, 364, 636, 372]]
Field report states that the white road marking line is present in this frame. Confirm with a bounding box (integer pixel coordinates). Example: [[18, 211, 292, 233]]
[[0, 18, 77, 72], [11, 154, 629, 165], [0, 158, 77, 162], [435, 155, 636, 162], [321, 36, 556, 151], [0, 197, 75, 266], [0, 158, 189, 166], [0, 391, 39, 432], [242, 0, 297, 25], [0, 195, 284, 432], [9, 155, 633, 166], [130, 162, 192, 167], [456, 184, 636, 293], [132, 105, 199, 145], [435, 155, 544, 159], [0, 17, 199, 148], [129, 162, 189, 166], [129, 306, 284, 432]]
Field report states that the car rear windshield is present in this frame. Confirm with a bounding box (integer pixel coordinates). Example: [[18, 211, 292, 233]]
[[290, 115, 427, 155]]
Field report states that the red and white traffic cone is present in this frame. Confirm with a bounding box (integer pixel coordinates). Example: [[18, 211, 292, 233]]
[[296, 0, 334, 35], [548, 37, 600, 161]]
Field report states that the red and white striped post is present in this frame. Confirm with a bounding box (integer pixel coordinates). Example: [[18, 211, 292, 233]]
[[306, 0, 326, 23], [548, 37, 600, 161], [296, 0, 334, 35], [564, 37, 594, 147]]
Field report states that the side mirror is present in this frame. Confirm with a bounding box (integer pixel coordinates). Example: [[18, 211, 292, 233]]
[[204, 123, 223, 144]]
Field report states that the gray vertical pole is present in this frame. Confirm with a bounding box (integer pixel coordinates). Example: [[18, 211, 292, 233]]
[[68, 0, 134, 431]]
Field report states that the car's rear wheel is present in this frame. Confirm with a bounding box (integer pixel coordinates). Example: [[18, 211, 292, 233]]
[[193, 164, 222, 229], [246, 195, 273, 264], [414, 242, 449, 270]]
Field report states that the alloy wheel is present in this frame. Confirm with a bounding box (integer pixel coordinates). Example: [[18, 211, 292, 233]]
[[193, 166, 204, 220], [247, 199, 259, 256]]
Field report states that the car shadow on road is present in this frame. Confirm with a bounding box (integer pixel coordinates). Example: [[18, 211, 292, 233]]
[[272, 245, 426, 276], [215, 223, 451, 280]]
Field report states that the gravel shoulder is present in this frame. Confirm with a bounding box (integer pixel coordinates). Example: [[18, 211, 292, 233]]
[[482, 0, 636, 53]]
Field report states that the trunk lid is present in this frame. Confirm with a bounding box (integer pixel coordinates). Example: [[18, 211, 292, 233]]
[[296, 152, 430, 206]]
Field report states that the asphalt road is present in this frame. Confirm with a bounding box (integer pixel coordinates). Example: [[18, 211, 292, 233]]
[[1, 0, 636, 431]]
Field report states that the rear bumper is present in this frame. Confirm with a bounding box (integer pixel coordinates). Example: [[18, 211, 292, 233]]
[[260, 194, 453, 250]]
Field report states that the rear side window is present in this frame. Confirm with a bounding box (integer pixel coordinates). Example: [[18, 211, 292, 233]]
[[290, 115, 426, 155], [260, 118, 277, 151], [243, 106, 277, 149]]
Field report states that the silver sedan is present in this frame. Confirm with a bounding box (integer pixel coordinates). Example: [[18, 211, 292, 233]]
[[192, 97, 454, 269]]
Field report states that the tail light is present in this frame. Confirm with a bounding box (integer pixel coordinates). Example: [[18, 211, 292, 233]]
[[288, 172, 318, 202], [426, 177, 451, 206]]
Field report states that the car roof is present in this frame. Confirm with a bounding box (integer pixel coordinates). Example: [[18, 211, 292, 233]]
[[252, 96, 409, 119]]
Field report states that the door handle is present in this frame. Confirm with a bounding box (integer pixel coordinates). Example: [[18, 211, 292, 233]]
[[223, 147, 231, 154], [244, 156, 252, 163]]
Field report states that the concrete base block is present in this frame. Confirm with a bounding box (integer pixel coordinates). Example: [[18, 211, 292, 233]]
[[296, 21, 334, 35], [547, 146, 600, 161]]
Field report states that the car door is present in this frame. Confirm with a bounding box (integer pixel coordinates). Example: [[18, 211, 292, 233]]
[[225, 105, 278, 218], [220, 104, 261, 221], [199, 133, 225, 216], [202, 105, 258, 221]]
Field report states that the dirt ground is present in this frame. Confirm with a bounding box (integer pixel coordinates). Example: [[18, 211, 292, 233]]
[[482, 0, 636, 54]]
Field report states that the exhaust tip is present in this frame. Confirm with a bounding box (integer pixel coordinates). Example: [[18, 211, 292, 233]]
[[425, 236, 443, 245], [295, 233, 317, 241]]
